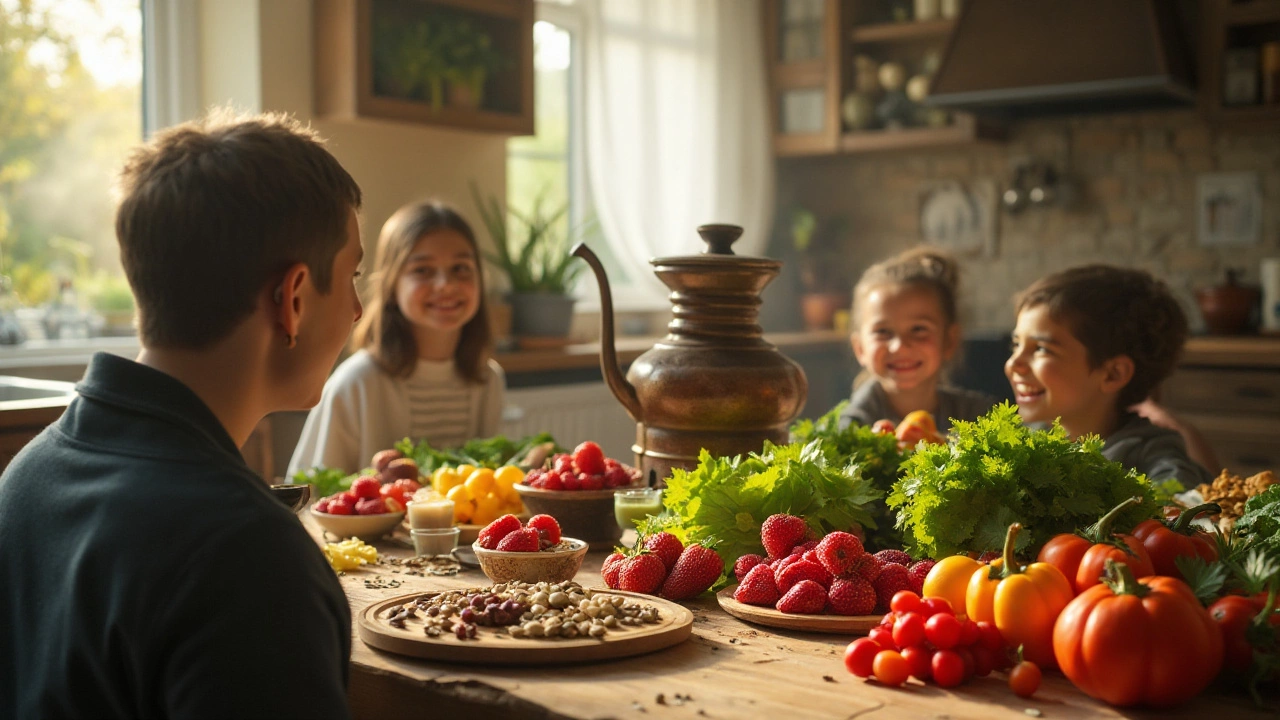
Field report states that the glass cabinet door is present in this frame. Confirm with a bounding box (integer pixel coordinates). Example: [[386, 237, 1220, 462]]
[[778, 0, 826, 63]]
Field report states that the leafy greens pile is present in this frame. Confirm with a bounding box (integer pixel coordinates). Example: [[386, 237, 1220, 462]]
[[395, 432, 558, 474], [661, 441, 882, 580], [1236, 484, 1280, 557], [888, 402, 1158, 559], [790, 401, 909, 550]]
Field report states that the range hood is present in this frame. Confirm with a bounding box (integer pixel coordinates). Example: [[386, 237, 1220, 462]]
[[928, 0, 1197, 117]]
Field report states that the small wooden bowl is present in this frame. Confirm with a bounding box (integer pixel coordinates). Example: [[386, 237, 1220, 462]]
[[512, 485, 630, 547], [471, 538, 589, 584]]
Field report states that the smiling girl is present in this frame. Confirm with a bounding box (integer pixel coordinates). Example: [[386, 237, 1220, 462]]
[[288, 200, 504, 475], [837, 247, 995, 432]]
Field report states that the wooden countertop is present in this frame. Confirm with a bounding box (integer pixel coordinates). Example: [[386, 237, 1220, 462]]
[[494, 330, 848, 374], [309, 517, 1268, 720], [1182, 335, 1280, 369]]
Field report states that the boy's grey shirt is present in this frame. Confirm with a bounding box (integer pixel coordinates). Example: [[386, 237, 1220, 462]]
[[836, 379, 997, 432], [1101, 413, 1213, 486]]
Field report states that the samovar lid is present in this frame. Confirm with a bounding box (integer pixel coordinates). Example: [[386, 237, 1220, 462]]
[[650, 224, 782, 271]]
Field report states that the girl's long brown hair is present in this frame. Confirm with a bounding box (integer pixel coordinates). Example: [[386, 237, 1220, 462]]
[[352, 201, 491, 382]]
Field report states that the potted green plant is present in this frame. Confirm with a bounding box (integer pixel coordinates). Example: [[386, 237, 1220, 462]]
[[790, 208, 850, 331], [440, 16, 505, 110], [471, 184, 586, 340], [372, 16, 450, 110], [88, 274, 135, 336]]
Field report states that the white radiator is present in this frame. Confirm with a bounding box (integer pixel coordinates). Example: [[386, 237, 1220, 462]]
[[501, 383, 636, 461]]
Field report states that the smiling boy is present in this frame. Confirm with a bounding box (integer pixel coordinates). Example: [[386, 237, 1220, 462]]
[[1006, 265, 1211, 485]]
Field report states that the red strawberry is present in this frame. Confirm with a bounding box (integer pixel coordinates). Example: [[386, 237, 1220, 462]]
[[776, 559, 833, 593], [660, 544, 723, 600], [495, 527, 541, 552], [642, 532, 684, 572], [776, 579, 827, 614], [849, 553, 884, 583], [327, 496, 354, 515], [790, 540, 820, 556], [526, 514, 562, 547], [872, 563, 912, 612], [873, 549, 913, 567], [477, 514, 523, 550], [772, 553, 804, 586], [733, 564, 780, 606], [907, 560, 936, 595], [617, 553, 667, 594], [733, 554, 765, 583], [571, 441, 607, 475], [802, 550, 820, 565], [815, 532, 864, 577], [351, 475, 381, 500], [314, 498, 332, 513], [827, 577, 877, 616], [354, 497, 386, 515], [602, 552, 626, 588], [761, 514, 808, 559]]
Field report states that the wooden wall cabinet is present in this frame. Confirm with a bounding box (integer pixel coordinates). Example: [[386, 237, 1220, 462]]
[[1201, 0, 1280, 128], [315, 0, 534, 134], [763, 0, 1004, 157]]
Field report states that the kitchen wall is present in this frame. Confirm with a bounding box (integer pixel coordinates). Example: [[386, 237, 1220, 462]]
[[773, 109, 1280, 334]]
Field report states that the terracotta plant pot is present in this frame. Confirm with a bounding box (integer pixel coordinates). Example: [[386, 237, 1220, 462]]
[[1196, 270, 1261, 335], [801, 292, 849, 331]]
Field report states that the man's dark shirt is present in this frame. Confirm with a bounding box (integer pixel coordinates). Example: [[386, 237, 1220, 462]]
[[0, 353, 351, 719]]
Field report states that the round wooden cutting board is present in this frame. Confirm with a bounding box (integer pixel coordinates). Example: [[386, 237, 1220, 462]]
[[359, 588, 694, 664], [717, 586, 881, 634]]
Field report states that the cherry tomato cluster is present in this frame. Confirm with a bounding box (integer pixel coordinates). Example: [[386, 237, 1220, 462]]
[[843, 590, 1017, 690]]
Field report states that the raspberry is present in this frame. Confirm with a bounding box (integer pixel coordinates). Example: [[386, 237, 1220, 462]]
[[495, 527, 541, 552], [541, 470, 564, 491], [526, 514, 562, 547], [776, 559, 833, 593], [313, 498, 332, 513], [351, 475, 381, 500], [733, 564, 780, 607], [872, 563, 913, 612], [733, 554, 765, 583], [873, 549, 913, 567], [828, 577, 877, 616], [354, 497, 386, 515], [907, 560, 936, 595], [815, 531, 865, 577], [327, 497, 354, 515], [776, 579, 827, 614]]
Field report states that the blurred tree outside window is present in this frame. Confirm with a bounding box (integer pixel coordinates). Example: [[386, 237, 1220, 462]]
[[506, 5, 635, 312], [0, 0, 142, 343]]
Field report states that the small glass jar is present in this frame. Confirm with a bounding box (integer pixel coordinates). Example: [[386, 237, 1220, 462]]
[[614, 487, 664, 531], [411, 527, 460, 557], [406, 498, 456, 530]]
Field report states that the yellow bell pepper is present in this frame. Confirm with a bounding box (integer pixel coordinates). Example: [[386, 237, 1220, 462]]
[[965, 523, 1072, 669], [922, 554, 983, 615]]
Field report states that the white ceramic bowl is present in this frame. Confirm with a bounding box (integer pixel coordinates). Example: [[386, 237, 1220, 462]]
[[311, 507, 405, 542], [471, 537, 589, 583]]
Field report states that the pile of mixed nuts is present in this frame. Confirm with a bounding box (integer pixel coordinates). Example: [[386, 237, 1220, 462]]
[[384, 581, 663, 641]]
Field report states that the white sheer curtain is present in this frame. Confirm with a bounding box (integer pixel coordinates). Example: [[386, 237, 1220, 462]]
[[581, 0, 774, 302]]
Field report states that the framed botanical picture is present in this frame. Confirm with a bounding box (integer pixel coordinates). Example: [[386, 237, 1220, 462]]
[[1197, 172, 1261, 247]]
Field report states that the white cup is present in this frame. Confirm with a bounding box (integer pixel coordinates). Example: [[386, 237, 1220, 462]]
[[1261, 257, 1280, 332]]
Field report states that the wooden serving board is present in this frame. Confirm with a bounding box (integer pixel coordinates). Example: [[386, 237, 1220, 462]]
[[359, 588, 694, 665], [717, 586, 881, 634]]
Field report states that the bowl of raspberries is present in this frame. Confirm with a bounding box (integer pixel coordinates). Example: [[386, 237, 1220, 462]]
[[471, 514, 588, 583], [514, 441, 643, 546]]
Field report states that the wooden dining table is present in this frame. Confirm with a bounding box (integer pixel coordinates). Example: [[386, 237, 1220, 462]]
[[306, 518, 1273, 720]]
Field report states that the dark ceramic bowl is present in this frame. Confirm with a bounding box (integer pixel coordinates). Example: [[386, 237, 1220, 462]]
[[512, 485, 632, 547], [269, 483, 311, 513]]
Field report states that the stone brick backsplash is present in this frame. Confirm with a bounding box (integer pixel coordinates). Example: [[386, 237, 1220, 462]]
[[773, 110, 1280, 333]]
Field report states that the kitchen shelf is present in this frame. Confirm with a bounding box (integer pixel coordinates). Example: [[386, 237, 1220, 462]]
[[1220, 104, 1280, 125], [838, 118, 1002, 154], [849, 18, 955, 44], [1225, 0, 1280, 27]]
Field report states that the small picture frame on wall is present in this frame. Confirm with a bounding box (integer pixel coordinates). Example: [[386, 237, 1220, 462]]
[[918, 179, 998, 256], [1197, 172, 1261, 247]]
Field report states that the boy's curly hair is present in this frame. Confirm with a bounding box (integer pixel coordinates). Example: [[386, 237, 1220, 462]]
[[1015, 265, 1188, 409]]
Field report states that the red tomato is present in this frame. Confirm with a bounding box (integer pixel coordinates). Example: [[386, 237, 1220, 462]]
[[892, 612, 926, 648], [1131, 503, 1220, 581], [971, 645, 996, 677], [902, 645, 933, 680], [1009, 660, 1041, 698], [931, 649, 965, 688], [890, 591, 922, 613], [868, 626, 897, 650], [1209, 595, 1263, 673], [924, 612, 962, 649], [920, 597, 953, 617], [844, 638, 881, 678]]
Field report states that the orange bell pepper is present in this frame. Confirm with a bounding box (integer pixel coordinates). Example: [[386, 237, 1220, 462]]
[[922, 554, 984, 615], [966, 523, 1073, 669]]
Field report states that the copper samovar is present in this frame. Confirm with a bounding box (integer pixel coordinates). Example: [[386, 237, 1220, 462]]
[[572, 224, 808, 484]]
